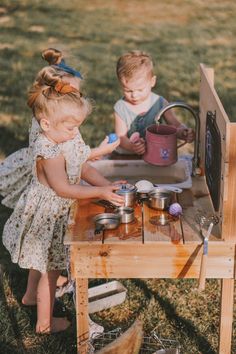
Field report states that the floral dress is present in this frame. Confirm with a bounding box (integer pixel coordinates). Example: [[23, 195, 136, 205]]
[[2, 133, 90, 273], [0, 118, 88, 209]]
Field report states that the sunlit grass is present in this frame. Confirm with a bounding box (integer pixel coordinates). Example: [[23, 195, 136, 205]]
[[0, 0, 236, 353]]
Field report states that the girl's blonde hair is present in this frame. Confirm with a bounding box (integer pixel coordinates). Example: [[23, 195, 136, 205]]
[[116, 50, 154, 81], [27, 48, 91, 124], [27, 70, 92, 124]]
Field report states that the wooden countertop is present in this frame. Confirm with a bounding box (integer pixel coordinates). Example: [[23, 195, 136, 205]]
[[65, 175, 221, 245]]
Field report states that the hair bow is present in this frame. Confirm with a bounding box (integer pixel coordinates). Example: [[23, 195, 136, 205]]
[[54, 82, 79, 94], [55, 59, 83, 79]]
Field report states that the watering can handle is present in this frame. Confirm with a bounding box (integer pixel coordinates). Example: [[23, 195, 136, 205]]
[[177, 141, 187, 149]]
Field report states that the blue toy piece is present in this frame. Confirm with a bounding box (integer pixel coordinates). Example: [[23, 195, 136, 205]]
[[108, 133, 118, 143]]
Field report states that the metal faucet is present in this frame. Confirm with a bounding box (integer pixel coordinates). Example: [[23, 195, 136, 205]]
[[155, 102, 200, 176]]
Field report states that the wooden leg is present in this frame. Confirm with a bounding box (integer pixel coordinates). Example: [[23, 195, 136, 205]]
[[76, 278, 89, 354], [219, 278, 234, 354]]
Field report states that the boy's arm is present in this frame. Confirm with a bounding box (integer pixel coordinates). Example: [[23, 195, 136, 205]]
[[162, 99, 195, 143]]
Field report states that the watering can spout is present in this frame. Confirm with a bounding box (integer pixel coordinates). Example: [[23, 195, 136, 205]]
[[155, 102, 200, 176]]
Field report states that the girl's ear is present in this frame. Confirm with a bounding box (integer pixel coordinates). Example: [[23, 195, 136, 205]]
[[40, 118, 51, 132], [151, 75, 157, 88]]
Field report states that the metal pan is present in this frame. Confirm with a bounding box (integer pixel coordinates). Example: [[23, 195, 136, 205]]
[[116, 206, 135, 223], [93, 213, 121, 234]]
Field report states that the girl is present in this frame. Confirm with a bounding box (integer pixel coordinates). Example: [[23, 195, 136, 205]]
[[0, 48, 118, 209], [2, 72, 124, 334]]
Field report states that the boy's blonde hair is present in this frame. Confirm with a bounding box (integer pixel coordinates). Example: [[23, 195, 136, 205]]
[[116, 50, 154, 81], [27, 66, 92, 125]]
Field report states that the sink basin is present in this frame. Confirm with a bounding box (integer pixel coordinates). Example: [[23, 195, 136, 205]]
[[89, 156, 192, 189]]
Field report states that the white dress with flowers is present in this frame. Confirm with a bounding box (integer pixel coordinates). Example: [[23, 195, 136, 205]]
[[2, 133, 90, 273]]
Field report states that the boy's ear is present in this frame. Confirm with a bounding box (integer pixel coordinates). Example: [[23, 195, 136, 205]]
[[151, 75, 157, 88], [40, 118, 51, 132]]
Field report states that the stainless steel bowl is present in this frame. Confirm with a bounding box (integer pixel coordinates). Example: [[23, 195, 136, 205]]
[[93, 213, 121, 234], [116, 206, 134, 223]]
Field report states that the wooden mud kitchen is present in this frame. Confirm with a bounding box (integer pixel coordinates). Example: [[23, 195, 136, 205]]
[[65, 64, 236, 353]]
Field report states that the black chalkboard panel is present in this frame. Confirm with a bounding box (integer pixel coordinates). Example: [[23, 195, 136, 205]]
[[205, 111, 221, 211]]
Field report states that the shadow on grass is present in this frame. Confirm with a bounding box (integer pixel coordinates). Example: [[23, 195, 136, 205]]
[[132, 279, 216, 354], [0, 125, 28, 157]]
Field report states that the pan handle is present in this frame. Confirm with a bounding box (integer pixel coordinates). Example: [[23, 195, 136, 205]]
[[94, 223, 105, 235]]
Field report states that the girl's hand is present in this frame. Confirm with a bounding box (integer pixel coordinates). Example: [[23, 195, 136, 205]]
[[131, 138, 146, 155], [99, 185, 124, 206], [111, 180, 127, 186], [99, 136, 120, 154]]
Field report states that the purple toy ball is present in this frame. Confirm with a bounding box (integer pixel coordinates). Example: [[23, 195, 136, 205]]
[[108, 133, 118, 144], [169, 202, 183, 217]]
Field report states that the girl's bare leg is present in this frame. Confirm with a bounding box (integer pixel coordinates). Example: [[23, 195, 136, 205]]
[[22, 269, 41, 305], [56, 275, 68, 287], [36, 269, 70, 333]]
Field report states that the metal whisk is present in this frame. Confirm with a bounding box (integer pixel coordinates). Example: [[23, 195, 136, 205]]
[[195, 211, 219, 291]]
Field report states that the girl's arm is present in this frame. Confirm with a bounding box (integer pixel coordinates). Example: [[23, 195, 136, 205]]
[[81, 162, 111, 186], [115, 113, 145, 155], [88, 137, 120, 160], [37, 155, 124, 205]]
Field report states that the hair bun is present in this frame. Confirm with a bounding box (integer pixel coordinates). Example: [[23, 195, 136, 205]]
[[42, 48, 63, 65]]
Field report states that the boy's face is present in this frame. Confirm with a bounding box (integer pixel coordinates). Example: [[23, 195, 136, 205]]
[[120, 72, 156, 105]]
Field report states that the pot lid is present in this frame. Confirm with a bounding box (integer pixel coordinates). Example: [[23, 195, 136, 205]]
[[116, 183, 137, 194]]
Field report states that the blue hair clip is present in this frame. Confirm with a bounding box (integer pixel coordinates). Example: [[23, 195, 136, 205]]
[[55, 59, 83, 79]]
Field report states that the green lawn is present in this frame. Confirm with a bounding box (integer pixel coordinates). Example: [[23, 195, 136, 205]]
[[0, 1, 236, 353]]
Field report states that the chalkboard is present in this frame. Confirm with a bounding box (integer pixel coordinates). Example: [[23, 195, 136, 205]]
[[205, 111, 221, 211]]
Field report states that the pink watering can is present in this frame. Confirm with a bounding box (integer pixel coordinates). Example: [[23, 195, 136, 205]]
[[143, 102, 200, 168], [143, 124, 186, 166]]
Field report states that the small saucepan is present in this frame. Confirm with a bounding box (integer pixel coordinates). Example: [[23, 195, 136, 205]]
[[93, 213, 121, 234], [148, 187, 174, 210], [116, 206, 135, 223]]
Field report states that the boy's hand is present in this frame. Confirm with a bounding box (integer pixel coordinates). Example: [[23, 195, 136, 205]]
[[177, 127, 195, 143], [131, 138, 146, 155]]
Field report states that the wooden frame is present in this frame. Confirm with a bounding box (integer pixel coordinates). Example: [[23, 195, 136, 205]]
[[65, 64, 236, 354]]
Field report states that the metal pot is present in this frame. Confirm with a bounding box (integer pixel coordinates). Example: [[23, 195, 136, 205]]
[[93, 213, 121, 234], [116, 206, 134, 223], [148, 187, 174, 210], [116, 183, 137, 207]]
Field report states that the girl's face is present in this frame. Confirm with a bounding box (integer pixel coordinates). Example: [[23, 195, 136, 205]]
[[41, 107, 87, 144], [120, 71, 156, 105]]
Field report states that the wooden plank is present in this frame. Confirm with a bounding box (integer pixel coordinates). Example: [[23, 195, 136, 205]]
[[143, 202, 183, 243], [103, 203, 142, 243], [65, 200, 105, 244], [199, 64, 229, 166], [76, 278, 89, 354], [70, 243, 234, 279], [219, 278, 234, 354], [222, 124, 236, 240]]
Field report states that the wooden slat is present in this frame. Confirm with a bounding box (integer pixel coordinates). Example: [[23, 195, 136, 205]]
[[76, 278, 89, 354], [222, 124, 236, 240], [199, 64, 229, 165], [143, 202, 183, 243], [219, 278, 235, 354], [64, 200, 105, 244], [70, 242, 234, 279]]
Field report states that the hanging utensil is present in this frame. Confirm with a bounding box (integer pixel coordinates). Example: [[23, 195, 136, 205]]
[[195, 213, 219, 291]]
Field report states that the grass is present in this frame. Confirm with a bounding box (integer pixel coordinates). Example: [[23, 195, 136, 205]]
[[0, 0, 236, 353]]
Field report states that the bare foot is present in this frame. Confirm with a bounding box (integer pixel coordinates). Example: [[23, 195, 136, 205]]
[[56, 275, 68, 287], [36, 317, 71, 334], [22, 294, 37, 306]]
